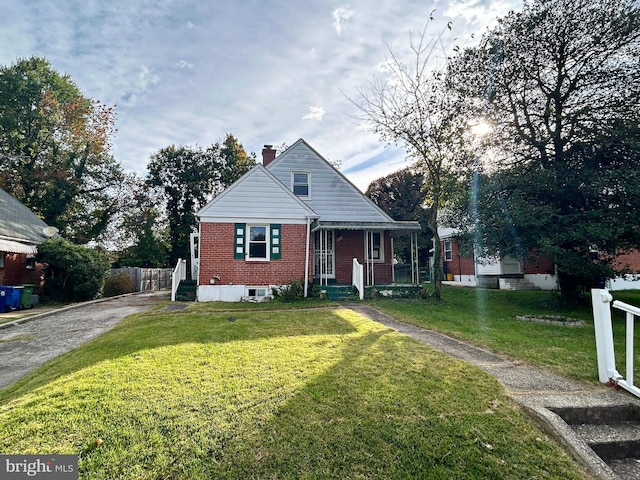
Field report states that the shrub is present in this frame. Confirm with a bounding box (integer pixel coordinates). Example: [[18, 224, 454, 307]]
[[272, 280, 326, 302], [36, 238, 111, 302], [103, 273, 136, 297]]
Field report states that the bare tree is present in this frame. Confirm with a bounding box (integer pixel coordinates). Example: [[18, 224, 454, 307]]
[[351, 16, 473, 299]]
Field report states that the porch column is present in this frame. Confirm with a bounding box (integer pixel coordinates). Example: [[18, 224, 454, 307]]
[[412, 232, 419, 284]]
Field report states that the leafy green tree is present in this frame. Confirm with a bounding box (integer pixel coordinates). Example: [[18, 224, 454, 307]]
[[448, 0, 640, 298], [37, 238, 111, 301], [117, 183, 169, 267], [146, 145, 219, 267], [219, 133, 256, 186], [365, 167, 432, 265], [146, 136, 255, 268], [0, 56, 124, 244]]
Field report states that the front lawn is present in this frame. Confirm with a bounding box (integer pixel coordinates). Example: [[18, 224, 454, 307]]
[[0, 302, 587, 479]]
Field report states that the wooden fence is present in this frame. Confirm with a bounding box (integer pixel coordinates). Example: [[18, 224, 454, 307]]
[[110, 267, 173, 292]]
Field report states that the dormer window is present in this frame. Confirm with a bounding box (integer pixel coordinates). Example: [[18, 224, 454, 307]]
[[292, 171, 310, 197]]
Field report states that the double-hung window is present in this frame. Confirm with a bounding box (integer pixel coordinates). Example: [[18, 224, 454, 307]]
[[292, 171, 310, 197], [444, 239, 453, 262], [365, 231, 384, 262], [248, 225, 268, 260]]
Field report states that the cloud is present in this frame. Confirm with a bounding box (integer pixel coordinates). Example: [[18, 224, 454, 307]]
[[302, 106, 326, 120], [332, 5, 355, 35], [176, 59, 194, 69], [443, 0, 513, 28]]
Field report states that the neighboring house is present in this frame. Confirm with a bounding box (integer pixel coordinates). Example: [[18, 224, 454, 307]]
[[193, 139, 421, 302], [438, 227, 557, 291], [0, 187, 57, 290], [439, 227, 640, 291]]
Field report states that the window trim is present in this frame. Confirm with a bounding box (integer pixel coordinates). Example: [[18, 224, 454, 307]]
[[365, 231, 384, 263], [247, 224, 269, 261], [291, 170, 310, 198], [246, 286, 269, 298], [444, 239, 453, 262]]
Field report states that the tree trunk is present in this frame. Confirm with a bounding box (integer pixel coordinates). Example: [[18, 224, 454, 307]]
[[429, 203, 442, 300]]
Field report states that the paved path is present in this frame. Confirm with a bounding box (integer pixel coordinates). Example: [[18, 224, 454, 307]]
[[0, 292, 168, 390]]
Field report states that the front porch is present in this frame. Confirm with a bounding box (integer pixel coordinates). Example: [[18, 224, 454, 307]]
[[311, 219, 422, 299]]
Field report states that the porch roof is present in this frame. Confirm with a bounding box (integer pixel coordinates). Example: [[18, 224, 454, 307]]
[[312, 220, 421, 235], [0, 238, 38, 255]]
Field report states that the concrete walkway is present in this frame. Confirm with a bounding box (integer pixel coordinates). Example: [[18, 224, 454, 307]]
[[0, 291, 168, 390], [345, 303, 640, 480]]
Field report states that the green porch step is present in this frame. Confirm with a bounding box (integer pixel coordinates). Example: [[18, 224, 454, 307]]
[[176, 280, 197, 302], [321, 284, 356, 302]]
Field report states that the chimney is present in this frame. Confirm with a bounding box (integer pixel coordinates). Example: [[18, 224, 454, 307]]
[[262, 145, 276, 166]]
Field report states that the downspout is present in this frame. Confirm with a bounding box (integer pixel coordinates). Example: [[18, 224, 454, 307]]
[[304, 217, 311, 297]]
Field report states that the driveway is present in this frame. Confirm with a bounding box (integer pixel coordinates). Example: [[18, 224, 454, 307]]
[[0, 291, 168, 390]]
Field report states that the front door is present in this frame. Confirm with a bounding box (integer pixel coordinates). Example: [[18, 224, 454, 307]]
[[314, 230, 335, 281]]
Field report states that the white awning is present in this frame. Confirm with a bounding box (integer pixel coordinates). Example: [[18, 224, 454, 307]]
[[0, 239, 38, 255]]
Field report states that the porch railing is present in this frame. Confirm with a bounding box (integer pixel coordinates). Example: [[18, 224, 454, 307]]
[[171, 259, 187, 302], [352, 258, 364, 300], [591, 288, 640, 398]]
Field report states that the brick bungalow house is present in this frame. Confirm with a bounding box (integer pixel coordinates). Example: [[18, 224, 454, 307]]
[[192, 139, 421, 302], [439, 226, 640, 291], [0, 187, 57, 293]]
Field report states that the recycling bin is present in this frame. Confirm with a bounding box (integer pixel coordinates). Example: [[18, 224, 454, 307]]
[[0, 286, 20, 311], [20, 284, 35, 309], [0, 287, 7, 312]]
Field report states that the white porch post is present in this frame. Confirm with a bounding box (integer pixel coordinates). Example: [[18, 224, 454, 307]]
[[304, 218, 311, 297], [391, 236, 395, 284]]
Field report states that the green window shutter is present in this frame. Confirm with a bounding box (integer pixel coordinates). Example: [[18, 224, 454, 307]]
[[270, 224, 281, 260], [234, 223, 246, 259]]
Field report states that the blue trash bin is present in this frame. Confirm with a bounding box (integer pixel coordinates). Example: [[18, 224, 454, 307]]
[[0, 286, 21, 311], [0, 287, 8, 312]]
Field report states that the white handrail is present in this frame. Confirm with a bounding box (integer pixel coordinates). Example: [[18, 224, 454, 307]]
[[352, 258, 364, 300], [592, 288, 640, 398], [171, 259, 187, 302]]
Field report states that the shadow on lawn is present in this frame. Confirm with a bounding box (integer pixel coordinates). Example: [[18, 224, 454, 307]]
[[198, 323, 581, 480], [0, 307, 359, 402]]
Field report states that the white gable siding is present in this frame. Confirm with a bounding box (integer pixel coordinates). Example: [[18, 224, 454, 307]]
[[198, 166, 317, 223], [267, 140, 394, 223]]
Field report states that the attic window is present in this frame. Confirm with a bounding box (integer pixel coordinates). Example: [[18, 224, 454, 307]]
[[292, 171, 310, 197]]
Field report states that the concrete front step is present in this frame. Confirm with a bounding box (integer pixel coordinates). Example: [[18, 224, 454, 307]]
[[552, 404, 640, 478]]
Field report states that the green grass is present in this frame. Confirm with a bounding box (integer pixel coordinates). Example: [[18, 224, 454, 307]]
[[0, 302, 587, 479], [371, 286, 640, 383]]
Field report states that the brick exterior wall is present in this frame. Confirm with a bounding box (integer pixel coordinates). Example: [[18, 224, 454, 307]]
[[610, 249, 640, 272], [199, 222, 311, 286], [1, 253, 45, 291], [442, 238, 475, 276], [333, 230, 393, 285], [440, 239, 554, 276]]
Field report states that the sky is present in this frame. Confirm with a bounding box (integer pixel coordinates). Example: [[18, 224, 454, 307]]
[[1, 0, 521, 192]]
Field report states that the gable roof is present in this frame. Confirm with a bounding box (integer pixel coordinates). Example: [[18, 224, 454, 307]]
[[266, 139, 420, 231], [197, 164, 319, 223], [0, 187, 51, 253]]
